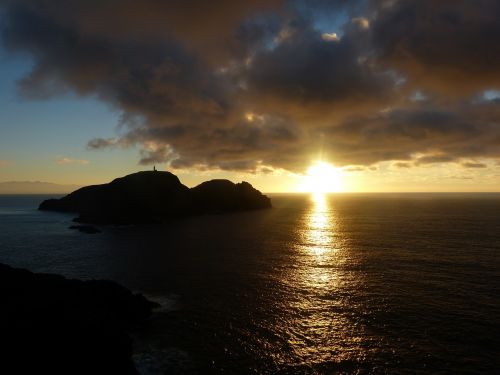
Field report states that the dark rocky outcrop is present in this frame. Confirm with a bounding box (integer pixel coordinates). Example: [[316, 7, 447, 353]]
[[39, 171, 271, 224], [191, 179, 272, 213], [40, 171, 193, 224], [0, 263, 158, 374]]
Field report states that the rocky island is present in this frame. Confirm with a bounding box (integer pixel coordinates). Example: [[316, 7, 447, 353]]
[[0, 263, 158, 374], [39, 171, 272, 224]]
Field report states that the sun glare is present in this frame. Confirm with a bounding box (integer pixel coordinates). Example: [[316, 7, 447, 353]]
[[298, 161, 344, 193]]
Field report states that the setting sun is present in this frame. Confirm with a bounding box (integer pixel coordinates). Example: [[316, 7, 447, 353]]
[[298, 161, 344, 193]]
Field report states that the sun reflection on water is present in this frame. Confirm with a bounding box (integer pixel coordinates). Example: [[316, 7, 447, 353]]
[[273, 192, 364, 368], [302, 193, 340, 288], [307, 193, 332, 256]]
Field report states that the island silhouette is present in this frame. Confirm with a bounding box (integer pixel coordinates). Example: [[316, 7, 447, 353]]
[[39, 171, 272, 224]]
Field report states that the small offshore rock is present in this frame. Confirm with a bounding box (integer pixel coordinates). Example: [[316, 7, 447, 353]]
[[69, 224, 101, 234]]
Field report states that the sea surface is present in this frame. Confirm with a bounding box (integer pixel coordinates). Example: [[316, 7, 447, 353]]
[[0, 193, 499, 374]]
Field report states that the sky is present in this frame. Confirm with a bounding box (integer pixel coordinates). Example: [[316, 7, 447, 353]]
[[1, 0, 500, 193]]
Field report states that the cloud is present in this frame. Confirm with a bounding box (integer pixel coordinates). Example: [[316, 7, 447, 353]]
[[323, 102, 500, 166], [393, 162, 411, 168], [352, 17, 369, 30], [55, 157, 89, 165], [415, 154, 456, 165], [371, 0, 500, 95], [87, 137, 130, 150], [343, 166, 366, 172], [138, 142, 177, 166], [245, 19, 394, 106], [1, 0, 500, 173], [321, 32, 340, 42], [462, 162, 487, 169]]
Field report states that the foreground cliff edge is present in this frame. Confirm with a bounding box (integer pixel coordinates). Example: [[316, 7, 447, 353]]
[[0, 263, 158, 374], [39, 170, 272, 224]]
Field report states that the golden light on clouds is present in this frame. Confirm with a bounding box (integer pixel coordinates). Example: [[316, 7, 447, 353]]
[[352, 17, 370, 29], [321, 32, 340, 42]]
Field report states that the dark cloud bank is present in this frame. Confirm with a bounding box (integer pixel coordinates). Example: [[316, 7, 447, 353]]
[[1, 0, 500, 172]]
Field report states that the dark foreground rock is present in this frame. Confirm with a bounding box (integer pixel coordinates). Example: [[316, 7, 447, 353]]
[[0, 263, 158, 374], [39, 170, 272, 224]]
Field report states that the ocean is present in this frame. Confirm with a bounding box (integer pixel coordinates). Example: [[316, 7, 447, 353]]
[[0, 193, 499, 374]]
